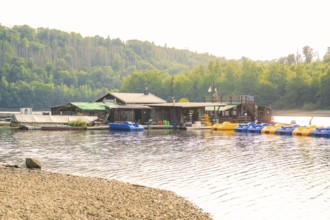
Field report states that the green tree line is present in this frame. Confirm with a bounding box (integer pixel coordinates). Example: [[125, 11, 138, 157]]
[[0, 24, 330, 110], [0, 24, 216, 109], [123, 54, 330, 110]]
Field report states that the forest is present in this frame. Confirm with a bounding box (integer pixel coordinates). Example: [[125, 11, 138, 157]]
[[0, 24, 330, 110]]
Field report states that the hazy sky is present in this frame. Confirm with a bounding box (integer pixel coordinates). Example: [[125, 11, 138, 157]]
[[0, 0, 329, 60]]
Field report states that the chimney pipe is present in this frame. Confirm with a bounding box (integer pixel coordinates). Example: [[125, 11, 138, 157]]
[[144, 87, 149, 95]]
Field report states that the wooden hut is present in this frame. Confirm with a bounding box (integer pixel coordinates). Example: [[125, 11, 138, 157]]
[[95, 90, 166, 124], [51, 102, 117, 123]]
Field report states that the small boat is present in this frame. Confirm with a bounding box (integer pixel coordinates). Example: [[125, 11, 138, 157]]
[[310, 126, 330, 138], [247, 123, 269, 133], [235, 123, 255, 132], [292, 125, 320, 136], [261, 124, 284, 134], [41, 125, 87, 131], [276, 124, 300, 135], [109, 121, 144, 131], [212, 121, 238, 130]]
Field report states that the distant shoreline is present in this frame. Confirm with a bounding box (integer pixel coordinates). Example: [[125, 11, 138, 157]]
[[1, 109, 330, 118], [273, 110, 330, 117]]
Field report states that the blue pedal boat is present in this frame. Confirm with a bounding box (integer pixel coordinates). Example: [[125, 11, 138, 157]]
[[310, 127, 330, 138], [275, 124, 300, 135], [248, 123, 270, 133], [109, 121, 144, 131], [234, 123, 255, 132]]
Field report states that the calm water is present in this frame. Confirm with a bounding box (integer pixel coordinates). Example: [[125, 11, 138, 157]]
[[1, 117, 330, 220]]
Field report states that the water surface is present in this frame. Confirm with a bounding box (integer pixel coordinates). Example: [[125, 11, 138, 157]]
[[1, 128, 330, 220]]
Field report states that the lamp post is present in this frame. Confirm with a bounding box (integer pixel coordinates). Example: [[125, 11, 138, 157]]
[[208, 82, 218, 124]]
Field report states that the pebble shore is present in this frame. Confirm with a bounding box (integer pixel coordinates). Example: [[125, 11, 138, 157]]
[[0, 166, 212, 220]]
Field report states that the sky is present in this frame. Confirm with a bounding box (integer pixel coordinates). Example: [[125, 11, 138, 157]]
[[0, 0, 329, 61]]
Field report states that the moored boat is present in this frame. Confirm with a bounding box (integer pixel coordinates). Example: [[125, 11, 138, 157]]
[[109, 121, 144, 131], [212, 121, 238, 130], [261, 124, 284, 134], [292, 125, 320, 136], [276, 124, 300, 135], [247, 123, 269, 133], [234, 122, 255, 132], [310, 126, 330, 138]]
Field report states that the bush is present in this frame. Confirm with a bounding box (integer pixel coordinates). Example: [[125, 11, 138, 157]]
[[302, 102, 319, 110], [178, 98, 189, 102], [68, 120, 87, 127]]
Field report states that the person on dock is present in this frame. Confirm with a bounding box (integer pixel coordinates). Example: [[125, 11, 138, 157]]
[[309, 116, 314, 125]]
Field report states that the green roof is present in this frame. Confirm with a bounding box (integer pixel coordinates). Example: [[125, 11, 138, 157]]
[[71, 102, 118, 112]]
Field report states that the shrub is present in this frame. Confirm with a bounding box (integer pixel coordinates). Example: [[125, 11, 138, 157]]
[[302, 102, 319, 111], [68, 120, 87, 127]]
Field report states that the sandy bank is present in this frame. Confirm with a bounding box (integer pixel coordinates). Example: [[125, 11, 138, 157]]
[[0, 166, 212, 220]]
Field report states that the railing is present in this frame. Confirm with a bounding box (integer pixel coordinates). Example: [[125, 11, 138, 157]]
[[205, 95, 258, 120], [237, 115, 252, 123], [205, 95, 255, 104], [243, 99, 257, 118]]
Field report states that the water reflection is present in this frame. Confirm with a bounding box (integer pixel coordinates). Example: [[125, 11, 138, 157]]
[[0, 128, 330, 220]]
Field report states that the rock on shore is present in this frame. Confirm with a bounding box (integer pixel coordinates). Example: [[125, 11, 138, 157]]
[[0, 166, 212, 219]]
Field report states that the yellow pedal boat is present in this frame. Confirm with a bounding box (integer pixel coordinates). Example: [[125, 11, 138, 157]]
[[261, 124, 284, 134], [292, 125, 322, 136], [212, 121, 239, 130]]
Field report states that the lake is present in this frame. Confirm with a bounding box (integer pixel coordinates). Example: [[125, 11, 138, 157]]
[[1, 117, 330, 220]]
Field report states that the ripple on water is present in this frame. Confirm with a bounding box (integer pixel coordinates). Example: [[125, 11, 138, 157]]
[[1, 128, 330, 220]]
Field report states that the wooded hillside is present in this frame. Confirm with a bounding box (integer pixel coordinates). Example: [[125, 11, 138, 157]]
[[0, 24, 330, 110], [0, 24, 217, 108]]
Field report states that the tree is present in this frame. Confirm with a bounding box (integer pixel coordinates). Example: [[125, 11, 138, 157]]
[[323, 47, 330, 63], [318, 70, 330, 107], [278, 54, 296, 65], [239, 59, 260, 95], [121, 70, 171, 100], [172, 74, 192, 101], [302, 45, 314, 63]]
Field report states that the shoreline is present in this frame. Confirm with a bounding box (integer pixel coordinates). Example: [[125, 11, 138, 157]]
[[273, 109, 330, 117], [0, 166, 212, 219]]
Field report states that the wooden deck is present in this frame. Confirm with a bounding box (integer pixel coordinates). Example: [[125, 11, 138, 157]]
[[143, 125, 174, 129], [186, 126, 212, 130]]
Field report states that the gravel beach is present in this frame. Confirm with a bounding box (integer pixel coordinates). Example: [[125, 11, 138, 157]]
[[0, 166, 212, 220]]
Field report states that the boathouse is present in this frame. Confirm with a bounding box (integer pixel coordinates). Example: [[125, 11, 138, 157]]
[[205, 95, 272, 123], [50, 89, 272, 126], [50, 89, 166, 124], [95, 90, 166, 124]]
